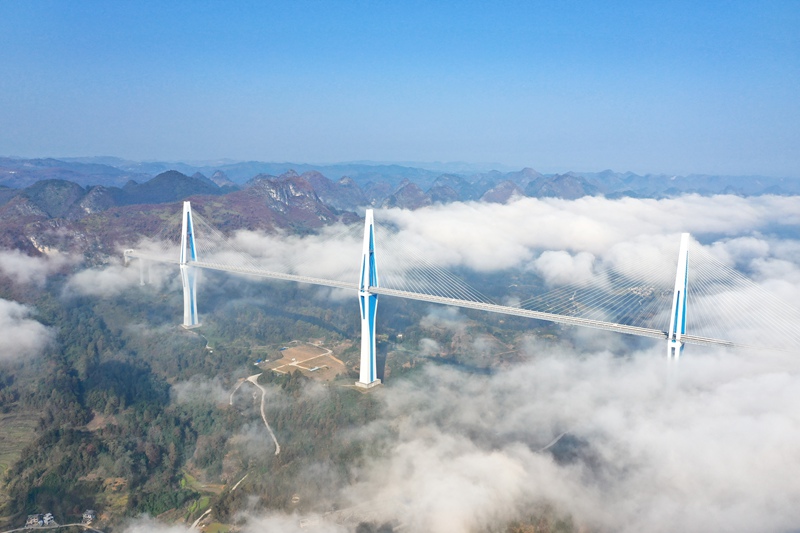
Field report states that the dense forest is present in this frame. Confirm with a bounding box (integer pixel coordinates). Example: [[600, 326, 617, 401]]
[[0, 267, 374, 527]]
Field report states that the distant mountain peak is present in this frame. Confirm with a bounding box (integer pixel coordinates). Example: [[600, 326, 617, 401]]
[[383, 182, 431, 209], [525, 173, 600, 200], [481, 180, 524, 204], [120, 170, 223, 205], [394, 178, 412, 193], [209, 170, 237, 188]]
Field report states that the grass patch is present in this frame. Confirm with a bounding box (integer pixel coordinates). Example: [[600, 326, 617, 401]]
[[0, 408, 38, 506], [205, 522, 230, 533], [186, 495, 210, 519], [181, 471, 200, 491], [95, 477, 129, 520], [181, 470, 225, 496]]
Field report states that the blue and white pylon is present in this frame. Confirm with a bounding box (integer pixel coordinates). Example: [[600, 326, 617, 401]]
[[180, 201, 200, 328], [357, 209, 381, 388], [667, 233, 690, 358]]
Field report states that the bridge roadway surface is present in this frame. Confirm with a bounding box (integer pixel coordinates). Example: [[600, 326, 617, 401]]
[[125, 252, 739, 349]]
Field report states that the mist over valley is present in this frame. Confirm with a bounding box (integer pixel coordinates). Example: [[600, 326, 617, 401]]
[[2, 2, 799, 530], [0, 160, 799, 532]]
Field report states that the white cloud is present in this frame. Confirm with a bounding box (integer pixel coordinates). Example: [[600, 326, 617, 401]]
[[64, 257, 175, 298], [122, 511, 348, 533], [121, 345, 800, 532], [342, 347, 800, 533], [530, 250, 597, 287], [420, 306, 467, 332], [225, 227, 361, 283], [708, 235, 771, 268], [242, 513, 349, 533], [0, 248, 75, 286], [171, 375, 232, 406], [418, 338, 441, 356], [0, 298, 52, 362], [378, 194, 800, 272]]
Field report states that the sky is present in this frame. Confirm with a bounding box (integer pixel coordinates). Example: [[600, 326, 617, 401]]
[[0, 1, 798, 176]]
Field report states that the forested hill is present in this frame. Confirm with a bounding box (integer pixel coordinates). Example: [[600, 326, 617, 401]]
[[0, 262, 392, 530]]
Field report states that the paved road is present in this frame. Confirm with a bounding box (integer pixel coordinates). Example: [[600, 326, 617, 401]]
[[245, 374, 281, 456], [190, 508, 211, 531], [537, 432, 567, 452], [229, 375, 281, 455], [229, 473, 248, 492], [188, 473, 249, 530], [229, 378, 246, 405]]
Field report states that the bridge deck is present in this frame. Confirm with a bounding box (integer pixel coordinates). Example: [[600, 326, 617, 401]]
[[125, 251, 740, 349]]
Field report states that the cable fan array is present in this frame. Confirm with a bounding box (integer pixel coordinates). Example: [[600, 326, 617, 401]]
[[682, 241, 800, 351], [374, 221, 495, 305], [130, 210, 800, 353], [518, 249, 675, 331], [518, 238, 800, 352]]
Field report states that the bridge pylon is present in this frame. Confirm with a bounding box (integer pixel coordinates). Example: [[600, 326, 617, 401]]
[[180, 201, 200, 328], [667, 233, 690, 358], [356, 209, 381, 388]]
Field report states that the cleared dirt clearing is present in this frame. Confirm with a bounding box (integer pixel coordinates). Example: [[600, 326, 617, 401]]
[[266, 343, 346, 381]]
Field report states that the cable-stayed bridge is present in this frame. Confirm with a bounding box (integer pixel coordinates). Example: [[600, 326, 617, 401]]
[[124, 202, 800, 387]]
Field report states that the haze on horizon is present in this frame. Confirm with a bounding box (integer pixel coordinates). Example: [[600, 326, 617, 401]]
[[0, 1, 798, 178]]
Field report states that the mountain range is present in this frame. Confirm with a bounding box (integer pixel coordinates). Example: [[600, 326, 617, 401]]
[[2, 156, 799, 198], [2, 157, 800, 260]]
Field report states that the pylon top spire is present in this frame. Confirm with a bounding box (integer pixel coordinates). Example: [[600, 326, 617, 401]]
[[668, 233, 690, 358]]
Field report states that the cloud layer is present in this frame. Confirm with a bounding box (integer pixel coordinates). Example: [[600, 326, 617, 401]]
[[0, 298, 52, 362], [64, 258, 176, 298], [379, 194, 800, 272], [109, 194, 800, 532], [122, 346, 800, 533], [0, 248, 75, 286], [348, 347, 800, 533]]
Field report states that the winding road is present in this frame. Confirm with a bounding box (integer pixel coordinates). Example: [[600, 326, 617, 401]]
[[247, 374, 281, 456], [189, 471, 250, 530], [537, 432, 567, 452], [230, 374, 280, 456], [190, 509, 211, 531]]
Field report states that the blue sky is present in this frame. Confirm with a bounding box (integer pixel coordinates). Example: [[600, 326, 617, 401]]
[[0, 1, 798, 176]]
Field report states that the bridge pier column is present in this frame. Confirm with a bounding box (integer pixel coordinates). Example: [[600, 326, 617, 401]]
[[180, 201, 200, 329], [667, 233, 690, 358], [356, 209, 381, 388]]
